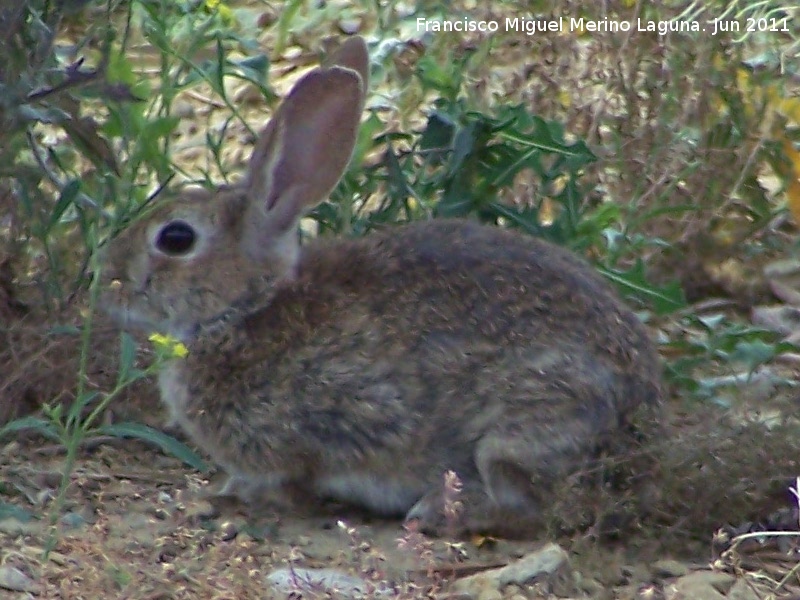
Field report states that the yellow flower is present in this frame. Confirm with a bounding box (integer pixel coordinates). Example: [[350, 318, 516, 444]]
[[204, 0, 235, 24], [148, 333, 189, 359]]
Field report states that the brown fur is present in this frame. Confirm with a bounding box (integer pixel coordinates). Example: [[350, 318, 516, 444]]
[[100, 37, 662, 536]]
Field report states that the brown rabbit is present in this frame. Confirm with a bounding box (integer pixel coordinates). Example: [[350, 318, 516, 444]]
[[101, 36, 662, 536]]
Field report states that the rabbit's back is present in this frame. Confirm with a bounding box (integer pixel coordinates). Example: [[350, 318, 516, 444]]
[[247, 218, 660, 409]]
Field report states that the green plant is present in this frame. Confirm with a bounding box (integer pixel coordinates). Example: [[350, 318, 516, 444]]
[[665, 313, 799, 402], [0, 0, 269, 550]]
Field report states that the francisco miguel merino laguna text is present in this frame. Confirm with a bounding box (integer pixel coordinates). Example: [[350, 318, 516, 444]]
[[415, 16, 788, 36]]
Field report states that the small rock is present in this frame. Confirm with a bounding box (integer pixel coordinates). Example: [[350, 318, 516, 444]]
[[0, 565, 39, 593], [173, 99, 195, 119], [338, 18, 362, 34], [232, 82, 263, 105], [622, 564, 652, 584], [36, 488, 56, 505], [652, 559, 690, 578], [576, 575, 606, 596], [452, 543, 569, 598], [184, 499, 218, 522], [46, 552, 68, 566], [60, 510, 87, 529], [266, 567, 391, 598], [666, 570, 735, 600], [149, 507, 170, 520], [257, 8, 277, 27], [636, 583, 662, 599], [0, 518, 39, 537], [2, 440, 20, 455], [612, 583, 639, 600], [220, 521, 238, 541], [281, 46, 303, 61], [727, 579, 765, 600], [476, 588, 502, 600], [156, 541, 181, 564]]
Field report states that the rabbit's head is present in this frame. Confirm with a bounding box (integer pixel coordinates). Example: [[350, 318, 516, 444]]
[[101, 38, 369, 340]]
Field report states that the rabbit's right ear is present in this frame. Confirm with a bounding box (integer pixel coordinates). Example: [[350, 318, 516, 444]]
[[242, 39, 368, 269], [323, 36, 369, 96]]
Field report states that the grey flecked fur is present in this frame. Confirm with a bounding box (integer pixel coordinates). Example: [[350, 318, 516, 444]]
[[101, 37, 662, 536]]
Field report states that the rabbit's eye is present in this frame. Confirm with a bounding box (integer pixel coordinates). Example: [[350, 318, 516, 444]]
[[156, 221, 196, 256]]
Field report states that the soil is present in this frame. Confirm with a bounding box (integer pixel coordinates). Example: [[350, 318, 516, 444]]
[[0, 433, 782, 599]]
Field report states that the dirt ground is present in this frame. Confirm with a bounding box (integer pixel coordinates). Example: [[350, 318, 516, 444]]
[[0, 419, 798, 599]]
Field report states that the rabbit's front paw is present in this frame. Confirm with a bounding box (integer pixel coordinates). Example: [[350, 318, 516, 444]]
[[403, 480, 491, 538]]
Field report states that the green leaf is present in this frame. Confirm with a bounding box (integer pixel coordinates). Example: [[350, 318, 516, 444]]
[[143, 116, 180, 140], [419, 112, 455, 156], [117, 332, 137, 384], [0, 417, 60, 442], [17, 105, 71, 125], [416, 55, 459, 98], [0, 502, 36, 523], [384, 145, 412, 206], [47, 324, 82, 336], [67, 391, 100, 425], [697, 314, 726, 331], [98, 422, 210, 472], [49, 179, 81, 227], [729, 339, 780, 372], [232, 53, 270, 84], [597, 261, 686, 314]]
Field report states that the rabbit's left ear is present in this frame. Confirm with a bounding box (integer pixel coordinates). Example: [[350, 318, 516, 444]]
[[242, 38, 368, 265]]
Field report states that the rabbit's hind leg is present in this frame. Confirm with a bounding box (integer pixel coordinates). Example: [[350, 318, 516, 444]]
[[472, 406, 617, 537]]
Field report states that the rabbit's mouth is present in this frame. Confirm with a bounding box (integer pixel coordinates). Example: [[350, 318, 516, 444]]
[[100, 286, 196, 343]]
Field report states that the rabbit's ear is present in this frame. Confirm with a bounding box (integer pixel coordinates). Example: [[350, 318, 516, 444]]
[[243, 43, 367, 266], [323, 36, 369, 96]]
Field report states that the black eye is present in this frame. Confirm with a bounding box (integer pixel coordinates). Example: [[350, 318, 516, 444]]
[[156, 221, 196, 256]]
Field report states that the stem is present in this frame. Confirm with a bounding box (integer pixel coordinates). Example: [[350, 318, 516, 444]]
[[44, 227, 100, 558]]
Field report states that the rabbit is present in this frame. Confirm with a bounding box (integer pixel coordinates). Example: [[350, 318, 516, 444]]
[[100, 36, 663, 537]]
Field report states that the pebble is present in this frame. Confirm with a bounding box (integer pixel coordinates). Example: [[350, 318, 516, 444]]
[[184, 499, 218, 522], [219, 521, 238, 541], [452, 543, 570, 598], [0, 517, 39, 537], [232, 82, 263, 105], [149, 507, 170, 520], [476, 589, 502, 600], [338, 18, 361, 34], [173, 99, 195, 119], [652, 559, 690, 578], [60, 510, 87, 529], [266, 567, 392, 598], [257, 8, 277, 27], [727, 578, 764, 600], [666, 570, 736, 600], [0, 565, 39, 593]]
